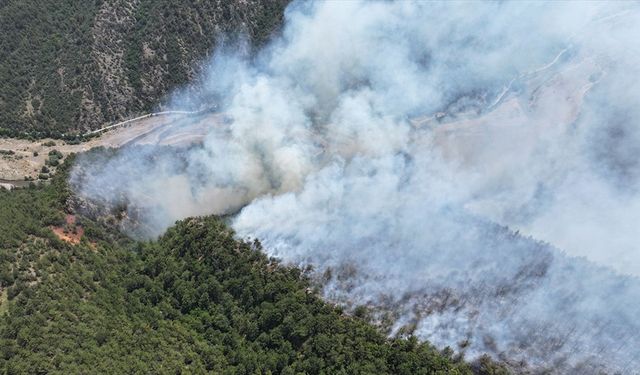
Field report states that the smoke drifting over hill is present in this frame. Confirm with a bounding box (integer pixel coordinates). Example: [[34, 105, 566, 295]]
[[73, 2, 640, 373]]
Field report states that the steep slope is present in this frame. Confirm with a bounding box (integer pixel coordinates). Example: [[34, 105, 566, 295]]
[[0, 161, 504, 374], [0, 0, 288, 138]]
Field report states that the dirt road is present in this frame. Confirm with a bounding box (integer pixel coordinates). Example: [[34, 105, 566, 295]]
[[0, 111, 224, 184]]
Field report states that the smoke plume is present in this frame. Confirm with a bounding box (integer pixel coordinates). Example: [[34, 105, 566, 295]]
[[72, 1, 640, 373]]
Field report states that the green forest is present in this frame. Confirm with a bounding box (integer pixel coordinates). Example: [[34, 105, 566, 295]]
[[0, 0, 288, 139], [0, 159, 507, 374]]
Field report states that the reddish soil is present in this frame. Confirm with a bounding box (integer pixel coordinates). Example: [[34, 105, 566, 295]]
[[50, 214, 84, 245]]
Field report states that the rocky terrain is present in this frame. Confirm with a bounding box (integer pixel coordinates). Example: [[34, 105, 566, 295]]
[[0, 0, 288, 137]]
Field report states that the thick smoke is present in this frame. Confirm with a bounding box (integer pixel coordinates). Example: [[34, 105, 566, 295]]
[[72, 1, 640, 373]]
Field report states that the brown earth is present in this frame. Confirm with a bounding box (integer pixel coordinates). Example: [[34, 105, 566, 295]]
[[0, 112, 223, 182], [50, 214, 84, 245]]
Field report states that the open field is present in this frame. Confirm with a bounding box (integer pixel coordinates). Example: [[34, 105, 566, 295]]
[[0, 111, 224, 183]]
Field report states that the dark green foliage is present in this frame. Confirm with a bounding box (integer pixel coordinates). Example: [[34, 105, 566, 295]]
[[0, 0, 100, 137], [0, 160, 484, 374], [0, 0, 289, 138], [123, 0, 288, 113], [45, 149, 63, 167]]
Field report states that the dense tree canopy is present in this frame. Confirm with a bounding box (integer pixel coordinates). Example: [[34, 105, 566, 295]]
[[0, 160, 508, 374]]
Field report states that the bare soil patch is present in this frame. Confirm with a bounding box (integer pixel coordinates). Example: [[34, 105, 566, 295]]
[[0, 112, 223, 182], [50, 214, 84, 245]]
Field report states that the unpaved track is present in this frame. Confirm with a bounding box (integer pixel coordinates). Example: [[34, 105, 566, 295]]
[[0, 37, 601, 185], [84, 109, 212, 136], [0, 111, 223, 183]]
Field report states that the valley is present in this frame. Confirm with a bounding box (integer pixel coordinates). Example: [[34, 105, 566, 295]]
[[1, 1, 639, 374], [0, 111, 223, 184]]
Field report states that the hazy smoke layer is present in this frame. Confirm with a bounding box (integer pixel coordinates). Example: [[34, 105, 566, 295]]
[[72, 2, 640, 373]]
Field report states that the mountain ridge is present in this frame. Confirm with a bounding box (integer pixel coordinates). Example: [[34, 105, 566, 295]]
[[0, 158, 507, 374]]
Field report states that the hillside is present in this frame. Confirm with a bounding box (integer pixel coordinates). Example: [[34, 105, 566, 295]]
[[0, 160, 506, 374], [0, 0, 288, 139]]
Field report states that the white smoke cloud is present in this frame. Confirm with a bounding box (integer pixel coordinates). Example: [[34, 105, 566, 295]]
[[72, 1, 640, 373]]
